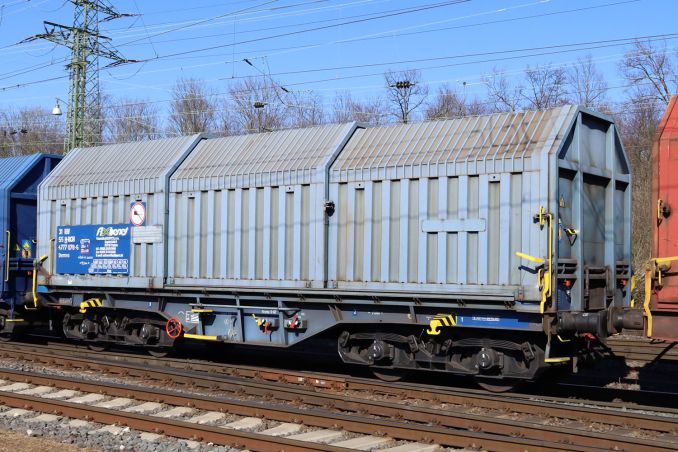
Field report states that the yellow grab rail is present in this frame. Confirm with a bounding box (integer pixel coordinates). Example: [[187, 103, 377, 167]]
[[514, 252, 544, 264], [541, 209, 554, 314], [27, 255, 50, 311], [644, 267, 653, 337], [49, 238, 55, 275], [515, 206, 553, 314], [4, 230, 9, 283], [643, 255, 678, 337]]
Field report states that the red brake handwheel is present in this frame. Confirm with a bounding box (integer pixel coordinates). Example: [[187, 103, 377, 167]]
[[165, 317, 183, 339]]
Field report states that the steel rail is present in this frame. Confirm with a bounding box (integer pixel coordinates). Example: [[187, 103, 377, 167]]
[[0, 390, 348, 452], [1, 342, 676, 431], [0, 352, 677, 451], [0, 369, 594, 452]]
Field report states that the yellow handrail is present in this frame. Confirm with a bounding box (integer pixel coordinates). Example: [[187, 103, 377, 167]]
[[643, 255, 678, 337], [644, 267, 653, 337], [515, 207, 553, 314], [49, 238, 55, 275], [533, 206, 554, 314], [27, 254, 49, 311], [4, 230, 9, 283]]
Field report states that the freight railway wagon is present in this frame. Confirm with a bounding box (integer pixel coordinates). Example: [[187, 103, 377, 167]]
[[0, 153, 61, 339], [645, 94, 678, 342], [26, 106, 640, 389]]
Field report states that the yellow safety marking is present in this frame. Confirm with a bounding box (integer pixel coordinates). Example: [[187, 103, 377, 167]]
[[545, 357, 571, 363], [630, 274, 636, 308], [515, 252, 545, 264], [183, 333, 218, 341], [6, 319, 25, 323], [426, 314, 457, 335], [79, 298, 103, 314], [251, 313, 266, 327], [191, 309, 214, 313]]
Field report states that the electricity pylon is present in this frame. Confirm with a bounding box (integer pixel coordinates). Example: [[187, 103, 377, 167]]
[[24, 1, 136, 151]]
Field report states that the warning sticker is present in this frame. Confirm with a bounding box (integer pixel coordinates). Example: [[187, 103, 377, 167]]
[[21, 240, 31, 258], [130, 201, 146, 227]]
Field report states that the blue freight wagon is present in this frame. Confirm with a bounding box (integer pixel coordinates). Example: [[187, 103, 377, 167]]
[[0, 153, 61, 339]]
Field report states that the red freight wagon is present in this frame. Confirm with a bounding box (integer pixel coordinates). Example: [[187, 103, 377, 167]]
[[647, 94, 678, 342]]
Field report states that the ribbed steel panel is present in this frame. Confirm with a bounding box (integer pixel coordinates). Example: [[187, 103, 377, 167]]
[[0, 154, 42, 189], [37, 135, 205, 289], [41, 135, 202, 200], [331, 106, 575, 182], [651, 95, 678, 338], [167, 123, 361, 288], [0, 154, 61, 293], [328, 106, 632, 310], [171, 123, 357, 191]]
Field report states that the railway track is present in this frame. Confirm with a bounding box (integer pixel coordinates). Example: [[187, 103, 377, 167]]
[[0, 341, 676, 451], [606, 334, 678, 363], [3, 339, 678, 408]]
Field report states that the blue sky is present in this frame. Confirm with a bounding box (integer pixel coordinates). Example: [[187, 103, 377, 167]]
[[0, 0, 675, 114]]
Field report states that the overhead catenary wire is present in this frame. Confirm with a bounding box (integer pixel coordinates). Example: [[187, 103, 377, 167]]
[[0, 0, 639, 89], [2, 28, 674, 96], [143, 0, 471, 62]]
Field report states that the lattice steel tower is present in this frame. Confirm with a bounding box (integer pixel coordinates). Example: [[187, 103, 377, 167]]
[[25, 1, 135, 151]]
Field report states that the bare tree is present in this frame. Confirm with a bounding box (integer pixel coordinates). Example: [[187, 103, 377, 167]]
[[483, 68, 522, 112], [228, 76, 289, 133], [215, 98, 237, 137], [0, 108, 64, 156], [331, 91, 355, 123], [621, 40, 677, 103], [288, 90, 325, 128], [331, 91, 387, 125], [522, 63, 568, 110], [168, 78, 217, 135], [106, 98, 161, 143], [384, 69, 428, 123], [425, 83, 488, 120], [567, 55, 609, 109], [615, 88, 663, 298]]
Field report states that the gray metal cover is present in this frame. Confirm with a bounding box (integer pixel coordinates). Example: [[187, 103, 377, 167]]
[[327, 106, 632, 310], [171, 123, 357, 191], [331, 107, 574, 181], [42, 135, 204, 199], [38, 135, 205, 289], [167, 123, 360, 288]]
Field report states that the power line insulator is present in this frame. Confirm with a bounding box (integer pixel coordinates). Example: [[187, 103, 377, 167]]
[[392, 81, 413, 89]]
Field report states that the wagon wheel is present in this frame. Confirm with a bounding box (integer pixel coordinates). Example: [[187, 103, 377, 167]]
[[147, 348, 173, 358], [475, 377, 520, 393], [370, 367, 409, 382], [147, 317, 182, 357], [0, 315, 14, 342], [87, 342, 110, 352]]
